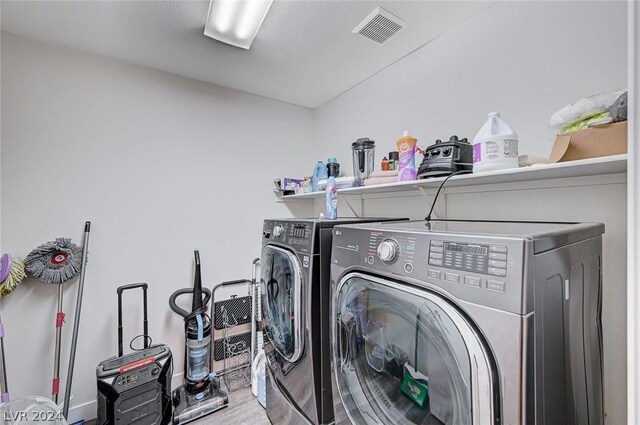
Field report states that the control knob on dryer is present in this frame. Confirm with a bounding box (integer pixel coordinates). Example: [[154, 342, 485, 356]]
[[377, 240, 398, 262], [273, 225, 284, 238]]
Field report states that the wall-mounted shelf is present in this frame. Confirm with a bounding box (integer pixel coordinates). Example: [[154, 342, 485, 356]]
[[275, 154, 627, 200]]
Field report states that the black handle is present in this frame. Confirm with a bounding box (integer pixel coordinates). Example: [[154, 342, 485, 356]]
[[192, 250, 203, 312], [117, 283, 149, 357], [169, 287, 212, 318], [117, 282, 148, 295], [218, 279, 251, 287], [267, 278, 279, 299], [358, 149, 365, 173], [210, 279, 252, 310]]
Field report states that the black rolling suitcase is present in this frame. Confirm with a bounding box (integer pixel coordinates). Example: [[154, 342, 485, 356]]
[[96, 283, 173, 425]]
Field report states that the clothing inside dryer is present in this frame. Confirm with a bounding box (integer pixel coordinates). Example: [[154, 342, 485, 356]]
[[335, 276, 472, 425], [261, 246, 300, 361]]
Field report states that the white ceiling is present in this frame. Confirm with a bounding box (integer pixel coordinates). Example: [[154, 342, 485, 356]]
[[0, 1, 493, 108]]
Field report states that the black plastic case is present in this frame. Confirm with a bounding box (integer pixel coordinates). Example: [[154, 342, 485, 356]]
[[418, 135, 473, 178]]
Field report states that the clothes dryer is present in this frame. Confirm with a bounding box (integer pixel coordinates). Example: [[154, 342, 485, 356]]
[[261, 217, 406, 425], [330, 220, 604, 425]]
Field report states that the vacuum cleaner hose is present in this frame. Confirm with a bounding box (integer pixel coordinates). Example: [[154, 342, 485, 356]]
[[169, 288, 211, 319]]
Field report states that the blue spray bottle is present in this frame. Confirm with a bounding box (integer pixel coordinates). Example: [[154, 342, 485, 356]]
[[311, 160, 327, 192], [326, 158, 339, 220]]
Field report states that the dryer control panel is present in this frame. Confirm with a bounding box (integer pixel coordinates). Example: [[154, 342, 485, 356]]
[[429, 240, 508, 278], [332, 225, 526, 315], [263, 220, 313, 255]]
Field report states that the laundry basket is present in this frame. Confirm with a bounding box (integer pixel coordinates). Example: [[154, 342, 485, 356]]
[[0, 396, 68, 425]]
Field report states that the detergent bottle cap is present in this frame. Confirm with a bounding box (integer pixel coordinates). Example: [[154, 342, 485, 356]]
[[402, 131, 411, 137]]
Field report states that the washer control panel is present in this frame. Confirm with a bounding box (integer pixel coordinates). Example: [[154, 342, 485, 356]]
[[365, 231, 417, 272], [263, 221, 312, 253], [331, 225, 525, 314], [429, 240, 508, 277]]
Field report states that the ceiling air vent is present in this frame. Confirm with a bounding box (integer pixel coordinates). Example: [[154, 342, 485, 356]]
[[352, 7, 407, 44]]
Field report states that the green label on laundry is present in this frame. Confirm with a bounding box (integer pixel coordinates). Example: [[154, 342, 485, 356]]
[[401, 368, 429, 408]]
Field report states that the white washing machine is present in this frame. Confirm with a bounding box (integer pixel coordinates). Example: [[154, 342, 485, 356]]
[[330, 220, 604, 425]]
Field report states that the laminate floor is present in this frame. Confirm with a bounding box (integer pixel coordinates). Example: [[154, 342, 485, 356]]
[[193, 385, 270, 425], [82, 384, 270, 425]]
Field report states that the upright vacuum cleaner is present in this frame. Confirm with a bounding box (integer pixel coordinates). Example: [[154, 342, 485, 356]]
[[169, 250, 228, 425]]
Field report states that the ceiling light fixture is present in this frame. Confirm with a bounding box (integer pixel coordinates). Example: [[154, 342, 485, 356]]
[[204, 0, 273, 49]]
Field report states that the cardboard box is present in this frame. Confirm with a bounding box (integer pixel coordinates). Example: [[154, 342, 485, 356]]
[[549, 121, 627, 163]]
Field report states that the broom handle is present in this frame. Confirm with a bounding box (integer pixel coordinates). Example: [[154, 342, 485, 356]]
[[62, 222, 90, 419], [52, 284, 64, 403], [0, 305, 9, 402]]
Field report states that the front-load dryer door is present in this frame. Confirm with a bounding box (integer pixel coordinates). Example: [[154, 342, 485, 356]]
[[334, 273, 499, 425], [261, 245, 304, 364]]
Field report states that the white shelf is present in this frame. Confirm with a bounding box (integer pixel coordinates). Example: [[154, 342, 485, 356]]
[[275, 154, 627, 200]]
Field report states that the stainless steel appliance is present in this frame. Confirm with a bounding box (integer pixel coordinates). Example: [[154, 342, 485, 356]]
[[351, 138, 375, 186], [330, 220, 604, 425], [260, 217, 405, 425]]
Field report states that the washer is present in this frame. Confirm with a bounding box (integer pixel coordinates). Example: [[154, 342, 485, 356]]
[[261, 217, 406, 425], [330, 220, 604, 425]]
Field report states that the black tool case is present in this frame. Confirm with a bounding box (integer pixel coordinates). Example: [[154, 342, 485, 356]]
[[96, 283, 173, 425]]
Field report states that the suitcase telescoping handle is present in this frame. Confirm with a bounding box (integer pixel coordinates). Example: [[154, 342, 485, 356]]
[[117, 283, 149, 357]]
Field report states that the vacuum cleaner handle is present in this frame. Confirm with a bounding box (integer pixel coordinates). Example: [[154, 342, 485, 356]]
[[169, 287, 212, 318], [117, 282, 149, 357]]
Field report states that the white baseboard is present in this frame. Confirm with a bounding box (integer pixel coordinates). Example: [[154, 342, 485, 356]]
[[66, 400, 97, 424]]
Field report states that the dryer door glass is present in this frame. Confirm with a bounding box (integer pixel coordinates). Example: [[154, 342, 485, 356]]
[[334, 274, 497, 425], [261, 245, 303, 363]]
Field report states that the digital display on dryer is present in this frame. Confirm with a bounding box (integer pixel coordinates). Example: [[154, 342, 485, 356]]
[[444, 243, 488, 256], [430, 241, 490, 274], [290, 224, 309, 239]]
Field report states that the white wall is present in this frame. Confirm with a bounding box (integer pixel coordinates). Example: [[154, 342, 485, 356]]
[[311, 2, 628, 424], [0, 33, 313, 421], [314, 1, 627, 164]]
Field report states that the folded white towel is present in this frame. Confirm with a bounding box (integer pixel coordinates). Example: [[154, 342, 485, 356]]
[[364, 176, 398, 186], [368, 170, 399, 178]]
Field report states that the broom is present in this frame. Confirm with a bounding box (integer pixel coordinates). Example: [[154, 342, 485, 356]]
[[25, 238, 82, 404], [401, 309, 429, 408], [0, 253, 27, 402]]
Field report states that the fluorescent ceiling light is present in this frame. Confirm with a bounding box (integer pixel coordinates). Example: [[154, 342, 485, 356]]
[[204, 0, 273, 50]]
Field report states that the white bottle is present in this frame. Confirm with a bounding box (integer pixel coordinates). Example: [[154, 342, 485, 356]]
[[472, 112, 519, 173]]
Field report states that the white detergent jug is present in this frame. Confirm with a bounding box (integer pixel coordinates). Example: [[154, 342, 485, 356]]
[[252, 347, 266, 397], [472, 112, 519, 172]]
